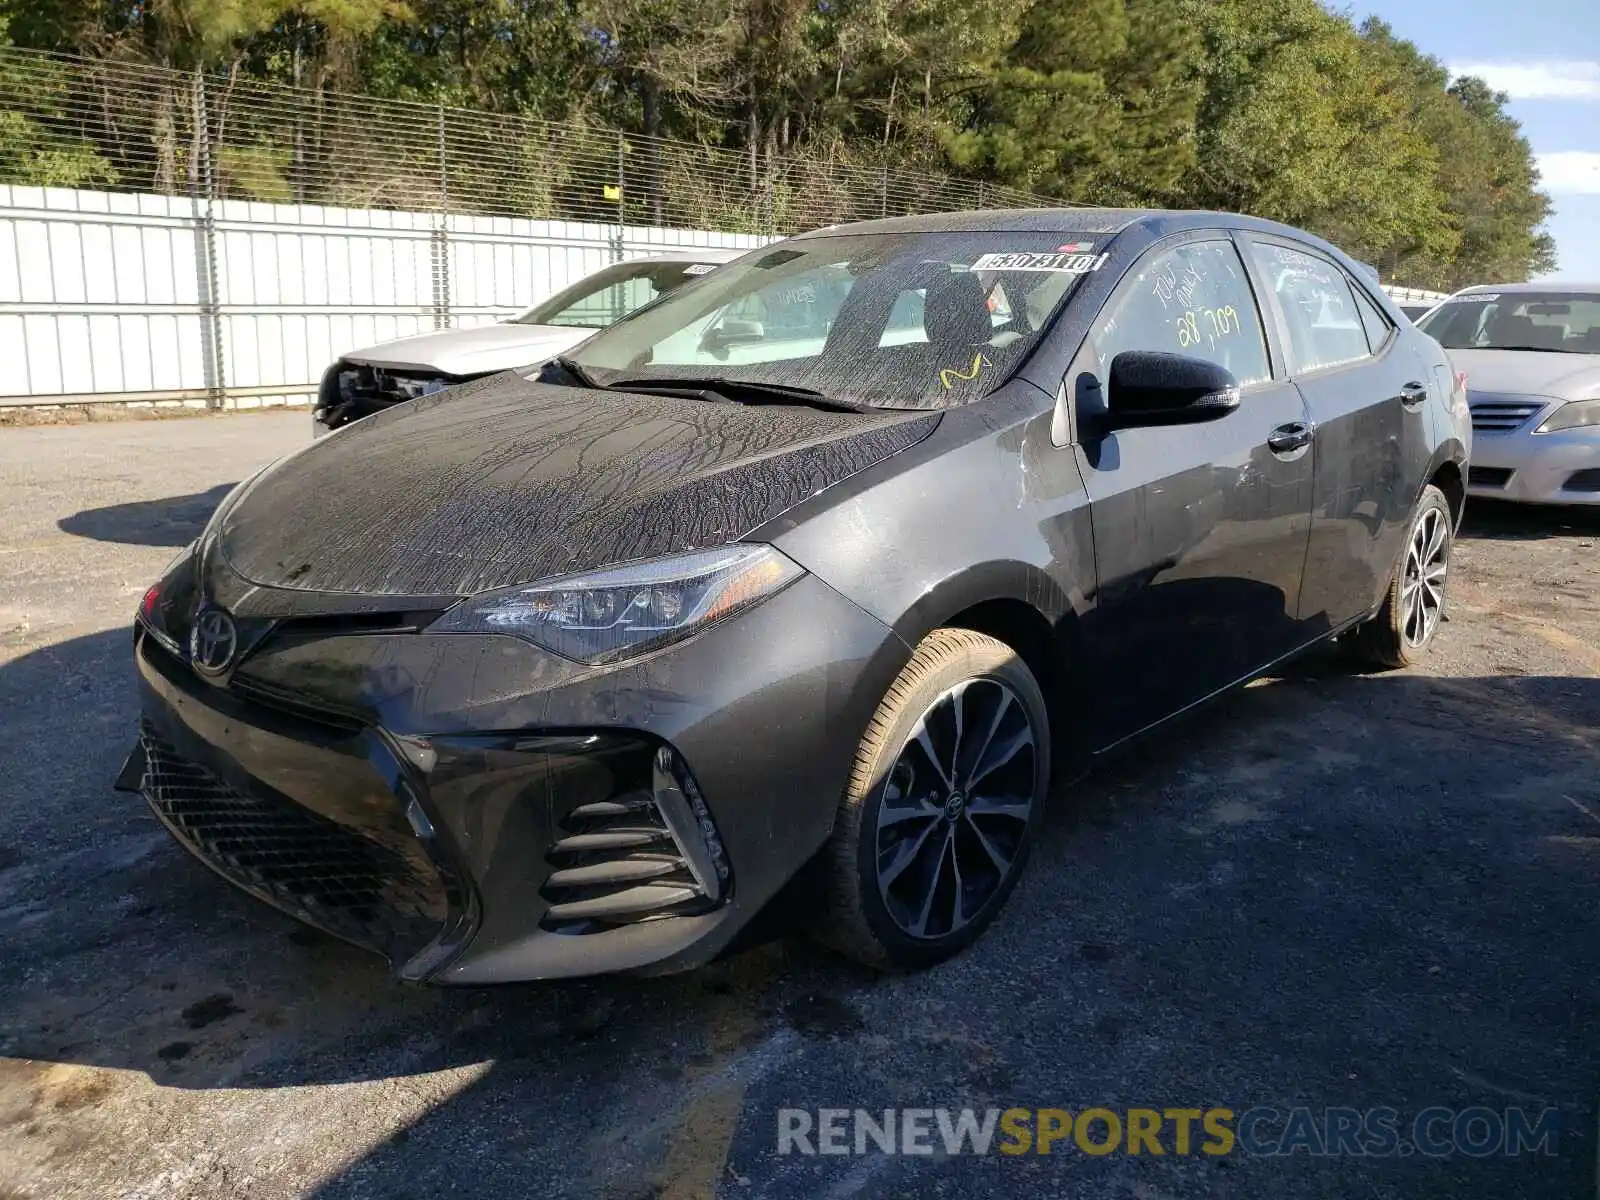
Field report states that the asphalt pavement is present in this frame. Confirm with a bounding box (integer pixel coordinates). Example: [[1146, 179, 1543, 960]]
[[0, 411, 1596, 1199]]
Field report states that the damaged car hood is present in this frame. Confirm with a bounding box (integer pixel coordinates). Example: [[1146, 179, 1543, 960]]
[[217, 374, 939, 597], [341, 323, 591, 377]]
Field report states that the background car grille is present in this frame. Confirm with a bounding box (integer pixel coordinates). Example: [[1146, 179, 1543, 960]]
[[139, 725, 453, 961], [540, 788, 708, 934], [1468, 396, 1545, 433]]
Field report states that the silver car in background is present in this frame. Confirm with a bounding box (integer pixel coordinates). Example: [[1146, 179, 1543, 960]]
[[312, 248, 744, 433], [1418, 284, 1600, 505]]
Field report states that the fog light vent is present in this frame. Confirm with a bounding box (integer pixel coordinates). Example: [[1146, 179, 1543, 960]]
[[539, 744, 731, 934]]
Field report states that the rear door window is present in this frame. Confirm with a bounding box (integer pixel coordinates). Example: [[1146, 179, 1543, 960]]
[[1249, 242, 1370, 373]]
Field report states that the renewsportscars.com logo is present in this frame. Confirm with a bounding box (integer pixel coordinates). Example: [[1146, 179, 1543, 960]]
[[776, 1106, 1561, 1158]]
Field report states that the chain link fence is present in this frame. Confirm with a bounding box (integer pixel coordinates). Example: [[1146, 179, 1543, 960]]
[[0, 47, 1051, 232], [0, 47, 1055, 410]]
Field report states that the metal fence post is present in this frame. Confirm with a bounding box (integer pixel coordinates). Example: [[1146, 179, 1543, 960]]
[[190, 72, 227, 410], [614, 131, 627, 260], [430, 102, 451, 330]]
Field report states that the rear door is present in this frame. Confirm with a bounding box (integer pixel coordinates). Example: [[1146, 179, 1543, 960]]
[[1241, 237, 1431, 627], [1066, 234, 1316, 746]]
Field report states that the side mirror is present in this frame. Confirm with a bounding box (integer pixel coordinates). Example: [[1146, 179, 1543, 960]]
[[1105, 351, 1241, 429], [700, 317, 765, 356]]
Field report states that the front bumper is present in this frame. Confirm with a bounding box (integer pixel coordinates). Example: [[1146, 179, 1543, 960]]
[[1466, 414, 1600, 506], [122, 572, 907, 983]]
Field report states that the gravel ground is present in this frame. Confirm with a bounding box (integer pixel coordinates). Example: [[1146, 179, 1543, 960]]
[[0, 412, 1596, 1199]]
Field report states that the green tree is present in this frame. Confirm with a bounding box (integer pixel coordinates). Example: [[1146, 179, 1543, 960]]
[[1358, 19, 1553, 287], [945, 0, 1202, 205], [0, 0, 1566, 279], [0, 13, 119, 187], [1183, 0, 1449, 268]]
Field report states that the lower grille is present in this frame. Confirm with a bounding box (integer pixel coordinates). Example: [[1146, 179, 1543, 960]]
[[540, 747, 729, 934], [1468, 466, 1513, 489], [1564, 468, 1600, 493], [541, 790, 705, 933], [139, 726, 452, 961]]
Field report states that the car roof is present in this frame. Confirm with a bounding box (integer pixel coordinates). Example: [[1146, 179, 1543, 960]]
[[791, 208, 1152, 236], [1453, 281, 1600, 295], [788, 206, 1362, 263]]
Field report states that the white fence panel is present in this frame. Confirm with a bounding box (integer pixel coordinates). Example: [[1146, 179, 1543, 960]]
[[0, 185, 766, 408]]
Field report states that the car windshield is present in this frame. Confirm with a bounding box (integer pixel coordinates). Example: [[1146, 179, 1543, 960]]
[[564, 231, 1111, 409], [1418, 291, 1600, 353], [512, 259, 721, 329]]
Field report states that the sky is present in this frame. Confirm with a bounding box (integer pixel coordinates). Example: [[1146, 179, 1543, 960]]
[[1342, 0, 1599, 280]]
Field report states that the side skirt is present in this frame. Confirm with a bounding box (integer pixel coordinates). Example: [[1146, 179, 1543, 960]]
[[1087, 608, 1378, 763]]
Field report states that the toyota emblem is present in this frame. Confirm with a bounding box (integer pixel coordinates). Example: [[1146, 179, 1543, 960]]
[[190, 608, 239, 676]]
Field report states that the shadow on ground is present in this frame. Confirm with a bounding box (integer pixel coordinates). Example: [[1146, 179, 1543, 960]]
[[57, 484, 236, 547], [1459, 497, 1600, 542], [0, 616, 1596, 1199]]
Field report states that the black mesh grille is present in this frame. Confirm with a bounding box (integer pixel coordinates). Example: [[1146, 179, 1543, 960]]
[[1563, 468, 1600, 493], [139, 726, 452, 961], [1469, 466, 1513, 489]]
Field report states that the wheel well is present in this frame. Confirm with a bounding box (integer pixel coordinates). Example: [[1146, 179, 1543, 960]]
[[943, 597, 1081, 770], [1430, 460, 1465, 527]]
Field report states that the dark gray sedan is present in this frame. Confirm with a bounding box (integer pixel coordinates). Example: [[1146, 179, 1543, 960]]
[[119, 208, 1469, 982]]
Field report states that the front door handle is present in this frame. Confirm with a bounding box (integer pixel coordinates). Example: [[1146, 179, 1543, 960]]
[[1267, 421, 1314, 454], [1398, 381, 1428, 409]]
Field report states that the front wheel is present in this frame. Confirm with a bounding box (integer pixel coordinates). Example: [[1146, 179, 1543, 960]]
[[1343, 483, 1454, 668], [814, 628, 1050, 970]]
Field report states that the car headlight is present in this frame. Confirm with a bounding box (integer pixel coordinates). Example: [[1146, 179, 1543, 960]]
[[428, 545, 805, 664], [1537, 398, 1600, 434]]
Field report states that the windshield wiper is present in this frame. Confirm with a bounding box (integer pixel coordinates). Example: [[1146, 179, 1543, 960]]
[[1474, 344, 1584, 354], [547, 355, 605, 389], [608, 375, 871, 413]]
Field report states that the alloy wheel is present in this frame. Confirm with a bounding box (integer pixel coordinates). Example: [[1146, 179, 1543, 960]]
[[873, 677, 1038, 940], [1400, 506, 1449, 648]]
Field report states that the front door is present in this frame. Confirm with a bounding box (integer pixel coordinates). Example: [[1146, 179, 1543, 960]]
[[1068, 235, 1317, 746]]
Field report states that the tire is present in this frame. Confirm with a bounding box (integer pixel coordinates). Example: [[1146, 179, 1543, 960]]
[[815, 627, 1050, 969], [1343, 484, 1454, 669]]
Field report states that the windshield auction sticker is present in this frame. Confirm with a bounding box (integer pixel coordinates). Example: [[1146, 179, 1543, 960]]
[[970, 250, 1108, 273]]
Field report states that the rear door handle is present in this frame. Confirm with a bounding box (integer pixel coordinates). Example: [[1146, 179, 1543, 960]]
[[1398, 381, 1428, 409], [1267, 422, 1314, 454]]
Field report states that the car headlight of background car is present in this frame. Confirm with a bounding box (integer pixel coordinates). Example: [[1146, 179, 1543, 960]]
[[428, 545, 805, 664], [1536, 397, 1600, 434]]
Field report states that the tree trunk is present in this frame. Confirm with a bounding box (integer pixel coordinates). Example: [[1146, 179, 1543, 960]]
[[291, 21, 305, 203], [641, 76, 664, 226]]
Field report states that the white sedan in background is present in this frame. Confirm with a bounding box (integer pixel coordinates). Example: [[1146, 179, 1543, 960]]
[[313, 248, 744, 433], [1418, 283, 1600, 505]]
